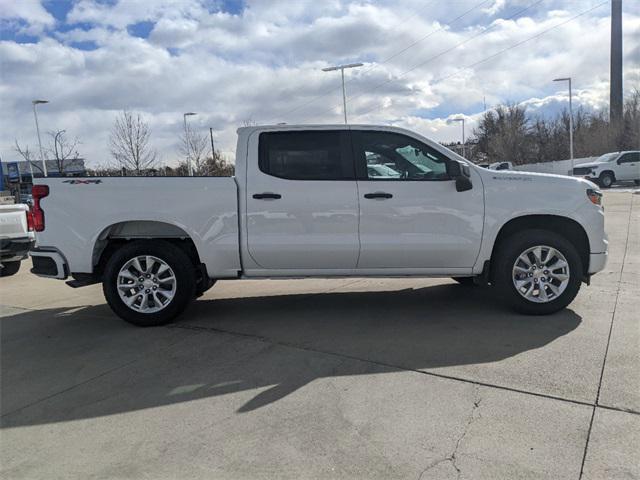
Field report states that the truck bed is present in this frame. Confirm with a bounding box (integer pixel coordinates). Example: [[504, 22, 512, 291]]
[[33, 177, 241, 277]]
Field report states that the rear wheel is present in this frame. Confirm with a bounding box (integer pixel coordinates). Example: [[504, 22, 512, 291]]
[[493, 229, 582, 315], [599, 172, 614, 188], [0, 261, 21, 277], [103, 240, 196, 326]]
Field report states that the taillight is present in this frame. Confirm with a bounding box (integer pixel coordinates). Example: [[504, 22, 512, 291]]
[[26, 209, 34, 231], [31, 184, 49, 232]]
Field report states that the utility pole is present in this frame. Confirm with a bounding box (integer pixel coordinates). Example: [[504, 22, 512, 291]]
[[610, 0, 623, 123], [322, 63, 363, 124], [32, 100, 49, 177], [553, 77, 574, 171]]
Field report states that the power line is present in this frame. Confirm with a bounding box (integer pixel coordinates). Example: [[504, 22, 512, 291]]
[[344, 1, 608, 122], [303, 0, 545, 123], [267, 0, 489, 123]]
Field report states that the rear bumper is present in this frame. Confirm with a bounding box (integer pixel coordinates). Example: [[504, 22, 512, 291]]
[[29, 248, 68, 279], [589, 252, 608, 274], [0, 237, 34, 263]]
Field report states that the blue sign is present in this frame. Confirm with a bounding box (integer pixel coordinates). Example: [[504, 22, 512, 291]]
[[6, 162, 20, 183]]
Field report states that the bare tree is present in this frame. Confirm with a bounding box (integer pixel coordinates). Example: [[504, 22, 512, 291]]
[[47, 130, 80, 175], [109, 110, 157, 175], [14, 140, 43, 175], [179, 127, 209, 175]]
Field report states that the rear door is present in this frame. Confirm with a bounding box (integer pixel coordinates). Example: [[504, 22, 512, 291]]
[[616, 152, 639, 181], [245, 129, 360, 270], [352, 129, 484, 270]]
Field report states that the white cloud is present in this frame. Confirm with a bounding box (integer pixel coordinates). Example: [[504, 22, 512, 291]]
[[1, 0, 639, 168], [0, 0, 55, 35]]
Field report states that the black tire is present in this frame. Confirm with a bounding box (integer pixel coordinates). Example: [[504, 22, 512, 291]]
[[493, 229, 582, 315], [0, 261, 21, 277], [103, 240, 196, 327], [452, 276, 476, 286], [598, 172, 614, 188]]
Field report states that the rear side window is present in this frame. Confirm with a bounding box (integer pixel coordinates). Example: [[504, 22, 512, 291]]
[[259, 131, 354, 180]]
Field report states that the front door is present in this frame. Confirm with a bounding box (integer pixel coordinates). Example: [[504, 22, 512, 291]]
[[616, 152, 640, 181], [245, 129, 360, 270], [352, 129, 484, 270]]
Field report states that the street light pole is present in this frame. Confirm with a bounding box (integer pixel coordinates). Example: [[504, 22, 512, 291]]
[[553, 77, 574, 173], [32, 100, 49, 177], [183, 112, 197, 176], [322, 63, 363, 124], [447, 117, 466, 158]]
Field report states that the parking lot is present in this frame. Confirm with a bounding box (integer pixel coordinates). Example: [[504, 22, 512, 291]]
[[1, 191, 638, 479]]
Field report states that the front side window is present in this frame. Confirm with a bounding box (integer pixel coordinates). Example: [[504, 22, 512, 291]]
[[618, 152, 639, 164], [259, 131, 353, 180], [355, 131, 450, 181]]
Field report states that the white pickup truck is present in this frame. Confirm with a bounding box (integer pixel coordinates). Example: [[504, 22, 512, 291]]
[[0, 203, 35, 277], [30, 125, 608, 326], [572, 151, 640, 188]]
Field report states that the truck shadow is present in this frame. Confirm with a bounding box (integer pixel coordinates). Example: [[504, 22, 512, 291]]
[[1, 283, 581, 428]]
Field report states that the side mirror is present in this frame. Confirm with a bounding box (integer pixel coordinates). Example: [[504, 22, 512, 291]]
[[446, 160, 462, 177], [455, 176, 473, 192], [447, 160, 473, 192]]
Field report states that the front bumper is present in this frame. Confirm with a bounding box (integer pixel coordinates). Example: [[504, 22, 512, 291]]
[[589, 251, 608, 274], [0, 237, 34, 263]]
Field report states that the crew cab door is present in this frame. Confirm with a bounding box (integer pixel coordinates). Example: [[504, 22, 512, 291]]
[[352, 129, 484, 270], [245, 129, 360, 270], [616, 152, 640, 181]]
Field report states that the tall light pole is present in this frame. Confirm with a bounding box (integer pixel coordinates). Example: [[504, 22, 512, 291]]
[[183, 112, 197, 176], [322, 63, 363, 124], [32, 99, 49, 177], [447, 117, 466, 158], [553, 77, 574, 173]]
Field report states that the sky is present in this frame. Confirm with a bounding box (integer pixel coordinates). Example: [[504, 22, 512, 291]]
[[0, 0, 638, 168]]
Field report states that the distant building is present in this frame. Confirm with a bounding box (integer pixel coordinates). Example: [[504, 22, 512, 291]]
[[1, 159, 86, 203], [8, 159, 86, 178]]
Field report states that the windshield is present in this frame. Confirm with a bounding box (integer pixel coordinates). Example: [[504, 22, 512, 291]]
[[596, 153, 618, 163]]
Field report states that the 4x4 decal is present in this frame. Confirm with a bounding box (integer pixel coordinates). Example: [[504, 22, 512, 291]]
[[62, 179, 103, 184]]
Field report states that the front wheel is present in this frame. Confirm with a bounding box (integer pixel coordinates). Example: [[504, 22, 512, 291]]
[[103, 240, 196, 326], [599, 172, 614, 188], [493, 230, 582, 315]]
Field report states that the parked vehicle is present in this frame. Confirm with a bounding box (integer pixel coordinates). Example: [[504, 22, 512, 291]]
[[572, 151, 640, 188], [0, 204, 35, 277], [30, 125, 607, 326], [489, 161, 514, 170]]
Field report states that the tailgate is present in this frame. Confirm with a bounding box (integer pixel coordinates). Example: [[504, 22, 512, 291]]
[[0, 204, 29, 238]]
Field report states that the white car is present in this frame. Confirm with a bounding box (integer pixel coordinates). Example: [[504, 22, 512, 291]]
[[0, 204, 35, 277], [489, 161, 514, 170], [29, 125, 607, 326], [572, 151, 640, 188]]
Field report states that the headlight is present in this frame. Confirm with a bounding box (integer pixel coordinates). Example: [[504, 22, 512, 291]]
[[587, 188, 602, 205]]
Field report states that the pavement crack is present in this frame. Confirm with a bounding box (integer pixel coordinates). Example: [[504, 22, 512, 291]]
[[418, 388, 482, 480]]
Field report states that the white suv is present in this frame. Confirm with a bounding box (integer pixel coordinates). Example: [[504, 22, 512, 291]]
[[573, 151, 640, 188]]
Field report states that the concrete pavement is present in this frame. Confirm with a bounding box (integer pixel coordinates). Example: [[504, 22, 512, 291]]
[[1, 192, 638, 479]]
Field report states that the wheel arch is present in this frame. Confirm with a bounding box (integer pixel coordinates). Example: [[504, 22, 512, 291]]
[[599, 170, 616, 180], [92, 220, 203, 278], [490, 215, 590, 279]]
